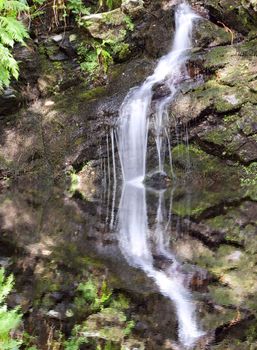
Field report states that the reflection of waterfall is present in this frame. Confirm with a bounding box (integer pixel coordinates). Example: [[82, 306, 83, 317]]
[[118, 185, 204, 348], [115, 3, 203, 349]]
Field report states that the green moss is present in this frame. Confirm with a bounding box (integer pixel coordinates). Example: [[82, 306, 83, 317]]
[[80, 86, 107, 101], [171, 143, 244, 217], [238, 39, 257, 56], [209, 285, 238, 307], [172, 143, 230, 174], [111, 42, 130, 60], [204, 46, 236, 70], [103, 9, 125, 26]]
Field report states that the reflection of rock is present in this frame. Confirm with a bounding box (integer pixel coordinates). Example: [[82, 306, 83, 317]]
[[75, 161, 101, 200], [144, 172, 171, 189]]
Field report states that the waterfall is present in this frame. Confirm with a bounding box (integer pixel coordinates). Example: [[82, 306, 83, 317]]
[[116, 3, 203, 348], [117, 3, 199, 180]]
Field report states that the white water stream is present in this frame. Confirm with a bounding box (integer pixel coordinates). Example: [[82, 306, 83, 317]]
[[116, 3, 203, 348]]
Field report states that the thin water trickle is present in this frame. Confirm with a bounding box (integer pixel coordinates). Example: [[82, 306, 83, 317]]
[[110, 128, 117, 230], [115, 3, 203, 348]]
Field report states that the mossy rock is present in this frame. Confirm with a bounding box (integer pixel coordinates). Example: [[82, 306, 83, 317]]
[[194, 21, 232, 48], [81, 9, 131, 42], [170, 144, 244, 218], [171, 79, 256, 123], [79, 86, 107, 101], [198, 106, 257, 164], [203, 0, 257, 34], [83, 307, 134, 343], [171, 143, 241, 179]]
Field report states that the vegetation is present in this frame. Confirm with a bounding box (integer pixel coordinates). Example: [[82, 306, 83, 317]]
[[65, 278, 135, 350], [0, 0, 29, 90], [0, 268, 22, 350], [0, 0, 134, 89], [0, 268, 135, 350]]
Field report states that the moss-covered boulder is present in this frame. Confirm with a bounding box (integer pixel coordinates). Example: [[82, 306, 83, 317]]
[[190, 0, 257, 35], [81, 8, 133, 42]]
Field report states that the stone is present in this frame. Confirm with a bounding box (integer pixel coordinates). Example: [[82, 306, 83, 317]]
[[49, 52, 69, 61], [51, 34, 64, 42], [193, 20, 233, 48], [121, 0, 144, 18], [0, 87, 22, 116], [226, 251, 242, 262], [81, 9, 128, 42], [46, 309, 61, 319]]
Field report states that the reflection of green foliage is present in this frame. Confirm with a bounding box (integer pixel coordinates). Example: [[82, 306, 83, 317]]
[[241, 162, 257, 186], [110, 294, 129, 310], [123, 320, 135, 336], [77, 279, 98, 304], [69, 278, 135, 349], [0, 268, 22, 350], [241, 162, 257, 200]]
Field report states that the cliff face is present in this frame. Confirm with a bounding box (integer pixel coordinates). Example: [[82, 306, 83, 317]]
[[0, 0, 256, 349], [0, 0, 256, 186]]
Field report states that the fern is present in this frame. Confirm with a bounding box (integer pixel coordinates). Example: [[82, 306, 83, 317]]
[[0, 269, 22, 350], [0, 0, 29, 90]]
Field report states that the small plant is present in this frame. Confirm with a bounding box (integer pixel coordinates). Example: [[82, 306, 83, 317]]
[[0, 0, 29, 90], [64, 325, 88, 350], [124, 15, 134, 31], [78, 41, 113, 77], [75, 278, 112, 312], [0, 268, 22, 350], [66, 0, 90, 25]]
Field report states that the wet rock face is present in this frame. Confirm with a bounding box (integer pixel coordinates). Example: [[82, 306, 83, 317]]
[[0, 1, 257, 349]]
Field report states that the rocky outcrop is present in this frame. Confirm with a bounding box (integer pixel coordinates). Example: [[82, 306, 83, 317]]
[[0, 0, 257, 349]]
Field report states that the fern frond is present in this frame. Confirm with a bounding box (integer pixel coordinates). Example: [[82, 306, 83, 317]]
[[0, 16, 29, 44], [0, 268, 14, 305], [0, 28, 14, 46], [0, 0, 29, 14]]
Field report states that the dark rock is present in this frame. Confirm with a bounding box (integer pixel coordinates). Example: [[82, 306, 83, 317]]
[[49, 52, 69, 61], [134, 321, 148, 333], [152, 83, 171, 100], [0, 87, 22, 116], [59, 38, 77, 58]]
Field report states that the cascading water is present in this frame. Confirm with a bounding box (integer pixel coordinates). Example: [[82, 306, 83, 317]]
[[117, 3, 199, 178], [116, 3, 203, 348]]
